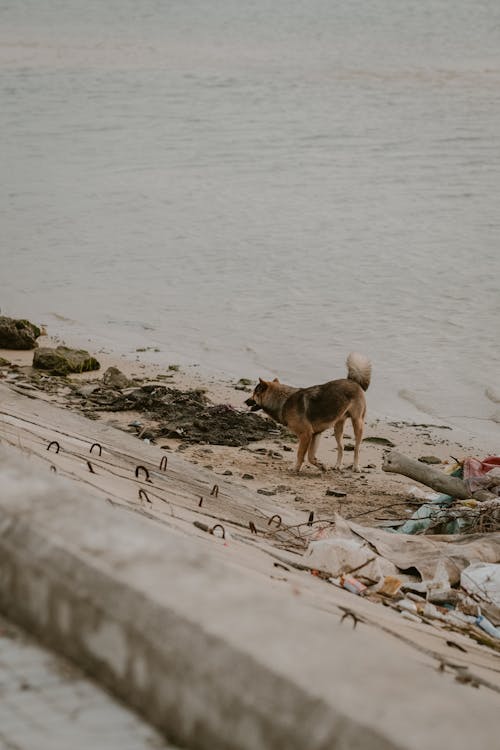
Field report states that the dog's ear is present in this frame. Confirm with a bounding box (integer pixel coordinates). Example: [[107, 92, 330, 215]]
[[258, 377, 267, 386], [273, 377, 280, 383]]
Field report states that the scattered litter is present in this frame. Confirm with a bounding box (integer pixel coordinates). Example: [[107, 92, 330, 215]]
[[475, 615, 500, 639], [461, 563, 500, 624], [463, 456, 500, 496], [341, 575, 367, 595], [377, 576, 403, 597]]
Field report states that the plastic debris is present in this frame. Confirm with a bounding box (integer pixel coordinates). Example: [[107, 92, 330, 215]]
[[475, 615, 500, 639], [461, 563, 500, 624], [340, 575, 367, 595], [377, 575, 403, 597]]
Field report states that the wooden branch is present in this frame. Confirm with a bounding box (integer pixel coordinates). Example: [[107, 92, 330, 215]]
[[382, 450, 471, 499]]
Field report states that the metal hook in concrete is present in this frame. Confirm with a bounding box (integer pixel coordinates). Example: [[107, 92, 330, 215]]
[[159, 455, 168, 471], [211, 524, 226, 539], [139, 489, 152, 505], [210, 484, 219, 498], [47, 441, 60, 453], [135, 465, 152, 483], [90, 443, 102, 456], [87, 461, 96, 474], [267, 514, 282, 528]]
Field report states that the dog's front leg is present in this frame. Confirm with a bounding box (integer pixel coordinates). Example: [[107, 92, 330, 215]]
[[294, 432, 311, 473]]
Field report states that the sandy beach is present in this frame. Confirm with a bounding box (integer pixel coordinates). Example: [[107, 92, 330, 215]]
[[1, 331, 498, 526]]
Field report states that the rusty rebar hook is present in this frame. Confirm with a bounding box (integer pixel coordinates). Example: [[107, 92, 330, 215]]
[[211, 524, 226, 539], [47, 440, 60, 453], [87, 461, 96, 474], [159, 455, 168, 471], [267, 514, 282, 528], [135, 465, 152, 483], [210, 484, 219, 498], [90, 443, 102, 456], [138, 489, 152, 505]]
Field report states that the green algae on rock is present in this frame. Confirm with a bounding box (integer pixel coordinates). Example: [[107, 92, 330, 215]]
[[33, 346, 100, 375], [0, 316, 41, 350]]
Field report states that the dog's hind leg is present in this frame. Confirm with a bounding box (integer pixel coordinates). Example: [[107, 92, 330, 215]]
[[351, 415, 364, 472], [333, 418, 346, 470], [307, 433, 326, 471], [295, 430, 312, 473]]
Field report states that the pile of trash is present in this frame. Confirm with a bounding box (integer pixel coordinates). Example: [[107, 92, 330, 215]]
[[304, 514, 500, 643], [383, 452, 500, 535]]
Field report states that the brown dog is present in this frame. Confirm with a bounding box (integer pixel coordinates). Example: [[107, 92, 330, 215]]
[[245, 353, 371, 473]]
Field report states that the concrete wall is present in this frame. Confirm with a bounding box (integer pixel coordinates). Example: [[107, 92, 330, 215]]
[[0, 446, 498, 750]]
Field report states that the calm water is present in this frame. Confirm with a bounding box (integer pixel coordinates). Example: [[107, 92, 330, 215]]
[[1, 1, 499, 438]]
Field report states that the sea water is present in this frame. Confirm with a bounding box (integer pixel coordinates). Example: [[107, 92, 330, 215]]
[[1, 0, 499, 438]]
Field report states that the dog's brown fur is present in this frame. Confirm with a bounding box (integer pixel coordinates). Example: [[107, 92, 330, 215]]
[[246, 353, 371, 473]]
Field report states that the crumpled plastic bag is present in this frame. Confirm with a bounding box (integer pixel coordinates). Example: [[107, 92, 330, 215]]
[[461, 562, 500, 624], [304, 516, 398, 582], [463, 457, 500, 496]]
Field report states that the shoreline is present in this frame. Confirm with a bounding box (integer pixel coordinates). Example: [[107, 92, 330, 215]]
[[1, 330, 498, 525], [3, 306, 499, 444]]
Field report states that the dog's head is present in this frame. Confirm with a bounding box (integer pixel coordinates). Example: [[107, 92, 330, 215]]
[[245, 378, 279, 411]]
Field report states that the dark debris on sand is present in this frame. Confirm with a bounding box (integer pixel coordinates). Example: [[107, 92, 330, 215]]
[[1, 360, 287, 447], [100, 385, 285, 446]]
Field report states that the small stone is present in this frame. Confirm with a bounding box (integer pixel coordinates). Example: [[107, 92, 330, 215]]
[[242, 473, 254, 480], [257, 487, 277, 496], [168, 364, 180, 371], [344, 444, 355, 451], [236, 377, 253, 386], [365, 463, 376, 469], [222, 470, 233, 476], [418, 455, 442, 464], [102, 366, 131, 389], [363, 436, 396, 447], [282, 445, 293, 452], [326, 488, 347, 497]]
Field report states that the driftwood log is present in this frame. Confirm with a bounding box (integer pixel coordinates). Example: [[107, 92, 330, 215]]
[[382, 450, 493, 501]]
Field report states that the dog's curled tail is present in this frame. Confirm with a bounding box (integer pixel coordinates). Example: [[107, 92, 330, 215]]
[[346, 352, 371, 391]]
